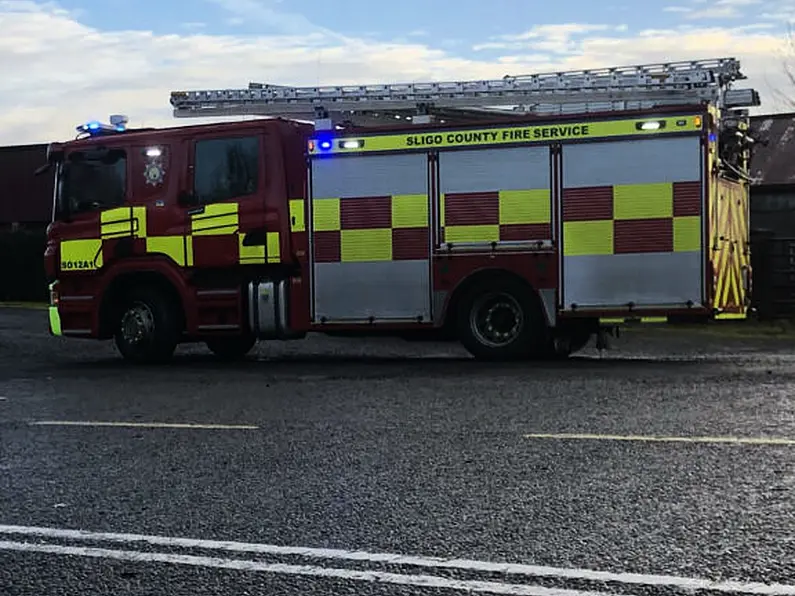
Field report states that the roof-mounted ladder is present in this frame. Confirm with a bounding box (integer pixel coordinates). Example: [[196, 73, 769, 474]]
[[169, 57, 760, 125]]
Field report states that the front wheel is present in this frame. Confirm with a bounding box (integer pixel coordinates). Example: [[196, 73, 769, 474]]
[[206, 335, 257, 360], [114, 286, 181, 364], [456, 279, 546, 361]]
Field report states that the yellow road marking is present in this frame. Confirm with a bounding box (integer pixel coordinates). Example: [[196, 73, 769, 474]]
[[29, 421, 258, 430], [523, 433, 795, 446]]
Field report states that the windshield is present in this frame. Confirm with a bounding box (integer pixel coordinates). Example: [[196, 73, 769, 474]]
[[55, 148, 127, 219]]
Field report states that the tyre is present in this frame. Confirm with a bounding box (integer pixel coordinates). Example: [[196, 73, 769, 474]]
[[539, 329, 592, 360], [113, 285, 182, 364], [456, 277, 547, 361], [206, 335, 257, 360]]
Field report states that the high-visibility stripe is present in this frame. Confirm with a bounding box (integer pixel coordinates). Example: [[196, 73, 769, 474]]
[[444, 225, 499, 244], [309, 114, 703, 155], [60, 239, 103, 270], [563, 221, 613, 256], [312, 190, 552, 254], [48, 306, 62, 336], [191, 203, 239, 235], [146, 236, 193, 267], [673, 216, 700, 252], [237, 231, 281, 265], [715, 312, 747, 320], [313, 199, 341, 231], [498, 189, 550, 225], [600, 316, 667, 324], [100, 206, 147, 238], [266, 231, 280, 263], [391, 194, 428, 228], [238, 234, 265, 264], [613, 183, 673, 220], [562, 182, 703, 256], [290, 199, 305, 232], [438, 189, 551, 243], [59, 200, 291, 273], [340, 229, 391, 262], [711, 178, 748, 314]]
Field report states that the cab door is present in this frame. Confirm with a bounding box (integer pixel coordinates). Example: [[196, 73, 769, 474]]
[[182, 132, 266, 269], [56, 146, 129, 274]]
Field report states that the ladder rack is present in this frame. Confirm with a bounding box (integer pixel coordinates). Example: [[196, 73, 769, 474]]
[[169, 57, 760, 124]]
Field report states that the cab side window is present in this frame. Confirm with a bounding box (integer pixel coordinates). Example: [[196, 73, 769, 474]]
[[62, 149, 127, 215], [193, 136, 260, 204]]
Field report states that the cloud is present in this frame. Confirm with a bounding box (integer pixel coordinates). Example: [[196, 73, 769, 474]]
[[205, 0, 342, 38], [0, 0, 791, 146], [664, 0, 786, 19]]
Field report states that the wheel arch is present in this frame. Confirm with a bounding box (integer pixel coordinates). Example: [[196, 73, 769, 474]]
[[97, 260, 188, 339], [441, 267, 547, 336]]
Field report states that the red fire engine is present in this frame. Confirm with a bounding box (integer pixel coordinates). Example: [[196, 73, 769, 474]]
[[42, 58, 759, 363]]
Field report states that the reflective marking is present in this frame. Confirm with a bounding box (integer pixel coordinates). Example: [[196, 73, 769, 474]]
[[309, 115, 703, 155], [523, 433, 795, 446], [0, 525, 794, 595], [0, 540, 615, 596], [28, 421, 258, 430]]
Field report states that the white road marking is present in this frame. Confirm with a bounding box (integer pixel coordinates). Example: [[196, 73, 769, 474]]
[[28, 421, 258, 430], [0, 540, 624, 596], [523, 433, 795, 446], [0, 525, 793, 595]]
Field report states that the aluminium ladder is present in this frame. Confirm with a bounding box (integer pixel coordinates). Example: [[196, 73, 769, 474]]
[[169, 57, 760, 125]]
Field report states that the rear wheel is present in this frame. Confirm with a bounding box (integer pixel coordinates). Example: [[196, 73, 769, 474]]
[[206, 335, 257, 360], [114, 286, 181, 364], [456, 278, 547, 361]]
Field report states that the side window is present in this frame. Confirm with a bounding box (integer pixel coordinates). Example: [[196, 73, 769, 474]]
[[193, 136, 260, 204], [61, 148, 126, 215]]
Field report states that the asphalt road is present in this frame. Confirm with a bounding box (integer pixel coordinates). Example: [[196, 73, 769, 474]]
[[1, 306, 795, 595]]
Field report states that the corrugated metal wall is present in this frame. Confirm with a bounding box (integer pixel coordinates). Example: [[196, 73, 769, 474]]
[[0, 144, 53, 225]]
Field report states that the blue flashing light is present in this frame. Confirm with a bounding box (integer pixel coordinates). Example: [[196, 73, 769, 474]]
[[709, 133, 717, 143], [319, 140, 332, 150], [76, 118, 128, 137]]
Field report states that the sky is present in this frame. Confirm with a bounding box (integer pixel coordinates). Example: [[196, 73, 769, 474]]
[[0, 0, 793, 145]]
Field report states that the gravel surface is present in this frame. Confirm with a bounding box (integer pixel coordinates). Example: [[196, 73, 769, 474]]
[[1, 307, 795, 595]]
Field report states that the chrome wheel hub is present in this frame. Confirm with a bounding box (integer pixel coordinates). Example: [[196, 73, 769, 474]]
[[121, 302, 155, 345], [471, 292, 524, 348]]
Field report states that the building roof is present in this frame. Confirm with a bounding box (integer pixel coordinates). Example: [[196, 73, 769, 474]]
[[750, 112, 795, 187]]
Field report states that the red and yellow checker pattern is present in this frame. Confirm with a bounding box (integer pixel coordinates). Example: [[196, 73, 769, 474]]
[[311, 195, 430, 263], [58, 203, 282, 272], [561, 181, 701, 255], [439, 189, 551, 244]]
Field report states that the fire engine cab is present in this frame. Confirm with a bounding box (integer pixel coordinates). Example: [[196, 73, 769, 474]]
[[42, 58, 760, 363]]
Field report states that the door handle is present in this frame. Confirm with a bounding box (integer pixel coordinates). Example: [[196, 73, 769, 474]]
[[187, 206, 205, 215]]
